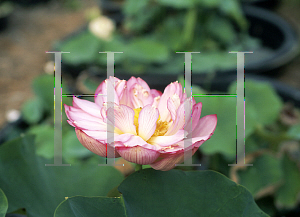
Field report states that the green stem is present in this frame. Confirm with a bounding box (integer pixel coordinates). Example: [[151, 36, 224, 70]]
[[135, 164, 142, 171], [182, 7, 197, 49]]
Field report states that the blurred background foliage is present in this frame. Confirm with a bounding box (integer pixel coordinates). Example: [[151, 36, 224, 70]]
[[0, 0, 300, 216], [56, 0, 261, 75]]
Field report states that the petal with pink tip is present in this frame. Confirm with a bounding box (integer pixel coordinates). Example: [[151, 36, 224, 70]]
[[137, 77, 151, 91], [76, 128, 120, 158], [167, 94, 180, 122], [147, 130, 185, 147], [107, 105, 137, 135], [192, 114, 217, 139], [67, 120, 76, 127], [185, 102, 202, 133], [116, 146, 160, 165], [157, 82, 182, 122], [115, 79, 126, 99], [166, 98, 191, 136], [150, 89, 162, 98], [95, 78, 121, 106], [149, 144, 199, 171], [119, 87, 134, 108], [138, 105, 159, 141]]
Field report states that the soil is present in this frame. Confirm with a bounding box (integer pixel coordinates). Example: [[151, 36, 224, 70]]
[[0, 0, 299, 129]]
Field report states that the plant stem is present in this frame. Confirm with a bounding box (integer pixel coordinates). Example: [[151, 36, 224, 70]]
[[135, 164, 142, 171], [182, 7, 197, 49]]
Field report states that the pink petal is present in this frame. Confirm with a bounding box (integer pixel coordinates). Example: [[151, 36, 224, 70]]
[[72, 120, 107, 131], [185, 102, 202, 133], [167, 94, 180, 122], [115, 134, 155, 150], [107, 105, 137, 135], [165, 98, 192, 136], [138, 105, 159, 141], [116, 146, 160, 164], [149, 144, 200, 171], [95, 77, 122, 106], [114, 133, 135, 144], [73, 97, 101, 118], [82, 129, 119, 141], [67, 120, 75, 127], [192, 114, 217, 141], [152, 96, 160, 108], [75, 128, 120, 158], [115, 79, 126, 99], [150, 89, 162, 98], [158, 82, 182, 122], [67, 106, 103, 123], [147, 130, 185, 147], [64, 104, 72, 120], [126, 76, 138, 89], [119, 86, 134, 108], [130, 84, 153, 108], [191, 115, 217, 144], [191, 102, 202, 132], [137, 77, 151, 91]]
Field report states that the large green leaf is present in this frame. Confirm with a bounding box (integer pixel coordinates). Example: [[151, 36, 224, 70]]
[[228, 80, 283, 141], [195, 95, 237, 158], [21, 97, 44, 124], [123, 0, 149, 16], [229, 80, 283, 127], [181, 79, 282, 158], [206, 15, 236, 45], [32, 74, 54, 112], [237, 154, 283, 197], [125, 39, 170, 63], [27, 124, 54, 159], [0, 188, 8, 217], [287, 123, 300, 140], [156, 0, 195, 8], [26, 125, 92, 162], [219, 0, 247, 30], [55, 169, 268, 216], [55, 196, 126, 217], [0, 135, 124, 217], [275, 153, 300, 209], [59, 30, 100, 65]]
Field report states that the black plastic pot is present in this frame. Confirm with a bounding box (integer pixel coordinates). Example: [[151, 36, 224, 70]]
[[10, 0, 51, 7], [242, 5, 299, 75], [274, 204, 300, 217]]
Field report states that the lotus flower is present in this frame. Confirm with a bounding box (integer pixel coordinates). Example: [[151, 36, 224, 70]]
[[88, 16, 115, 41], [64, 76, 217, 171]]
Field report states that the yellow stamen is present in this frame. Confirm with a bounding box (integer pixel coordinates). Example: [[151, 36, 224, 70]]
[[133, 107, 169, 140], [133, 107, 142, 134]]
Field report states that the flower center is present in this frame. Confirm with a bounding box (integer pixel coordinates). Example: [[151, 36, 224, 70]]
[[133, 107, 169, 139]]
